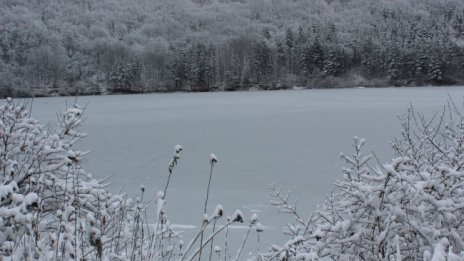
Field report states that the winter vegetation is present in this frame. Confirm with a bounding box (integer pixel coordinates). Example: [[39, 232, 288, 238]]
[[0, 98, 262, 260], [265, 100, 464, 260], [3, 94, 464, 260], [2, 0, 464, 96]]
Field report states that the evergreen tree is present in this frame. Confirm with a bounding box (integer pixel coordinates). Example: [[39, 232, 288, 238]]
[[285, 28, 295, 74], [310, 38, 325, 74], [322, 47, 343, 77], [427, 56, 443, 83]]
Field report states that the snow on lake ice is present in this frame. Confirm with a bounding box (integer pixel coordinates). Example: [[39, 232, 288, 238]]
[[28, 86, 464, 248]]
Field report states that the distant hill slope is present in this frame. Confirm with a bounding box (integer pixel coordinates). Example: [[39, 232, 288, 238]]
[[1, 0, 464, 96]]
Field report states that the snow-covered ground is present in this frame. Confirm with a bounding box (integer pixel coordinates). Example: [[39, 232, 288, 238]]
[[29, 86, 464, 249]]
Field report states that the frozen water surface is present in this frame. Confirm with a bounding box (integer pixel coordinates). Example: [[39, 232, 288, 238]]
[[29, 86, 464, 248]]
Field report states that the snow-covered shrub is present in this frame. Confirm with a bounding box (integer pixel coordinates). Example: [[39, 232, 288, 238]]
[[0, 98, 147, 260], [0, 98, 259, 260], [266, 101, 464, 260]]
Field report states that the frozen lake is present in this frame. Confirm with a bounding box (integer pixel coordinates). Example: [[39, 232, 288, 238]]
[[30, 86, 464, 249]]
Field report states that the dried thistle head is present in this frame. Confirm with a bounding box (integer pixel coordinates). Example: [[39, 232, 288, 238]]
[[214, 204, 224, 218], [175, 144, 183, 154], [255, 222, 264, 233], [250, 213, 258, 225], [232, 210, 244, 223], [210, 153, 218, 165], [169, 145, 183, 173]]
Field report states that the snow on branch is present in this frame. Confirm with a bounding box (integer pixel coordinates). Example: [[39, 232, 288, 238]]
[[266, 99, 464, 260]]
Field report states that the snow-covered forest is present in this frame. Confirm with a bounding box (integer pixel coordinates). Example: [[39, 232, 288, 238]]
[[2, 0, 464, 96]]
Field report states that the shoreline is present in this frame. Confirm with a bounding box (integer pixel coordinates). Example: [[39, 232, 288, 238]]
[[3, 82, 464, 99]]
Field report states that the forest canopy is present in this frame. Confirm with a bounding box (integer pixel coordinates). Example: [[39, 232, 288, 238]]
[[1, 0, 464, 96]]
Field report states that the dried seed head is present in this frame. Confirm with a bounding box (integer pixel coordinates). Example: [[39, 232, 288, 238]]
[[214, 204, 224, 218], [210, 153, 218, 164], [255, 222, 264, 233], [175, 144, 183, 154], [250, 213, 258, 225], [232, 210, 244, 223]]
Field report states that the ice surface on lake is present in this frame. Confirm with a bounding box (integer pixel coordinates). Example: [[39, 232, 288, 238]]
[[29, 86, 464, 248]]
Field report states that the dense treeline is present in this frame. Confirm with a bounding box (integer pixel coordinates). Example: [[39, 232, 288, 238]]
[[1, 0, 464, 96]]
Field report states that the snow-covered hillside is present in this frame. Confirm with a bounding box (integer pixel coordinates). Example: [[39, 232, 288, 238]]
[[2, 0, 464, 96]]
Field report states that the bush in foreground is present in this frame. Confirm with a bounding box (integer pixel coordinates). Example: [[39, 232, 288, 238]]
[[0, 98, 146, 260], [0, 98, 261, 260], [2, 97, 464, 260], [266, 101, 464, 260]]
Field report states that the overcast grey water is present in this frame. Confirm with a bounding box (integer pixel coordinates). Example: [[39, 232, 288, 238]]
[[30, 86, 464, 250]]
